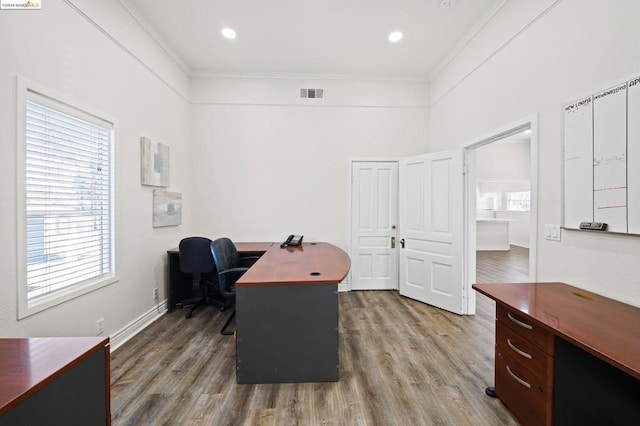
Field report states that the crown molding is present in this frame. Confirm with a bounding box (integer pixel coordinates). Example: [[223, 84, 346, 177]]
[[189, 70, 430, 83], [64, 0, 189, 102], [118, 0, 192, 75], [428, 0, 508, 81]]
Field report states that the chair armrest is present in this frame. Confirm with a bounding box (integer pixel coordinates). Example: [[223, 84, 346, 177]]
[[219, 267, 249, 276], [220, 267, 249, 284], [238, 256, 260, 268], [217, 267, 249, 294]]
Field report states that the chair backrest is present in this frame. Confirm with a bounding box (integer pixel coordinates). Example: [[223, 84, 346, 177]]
[[179, 237, 215, 274], [210, 237, 241, 291], [210, 237, 240, 271]]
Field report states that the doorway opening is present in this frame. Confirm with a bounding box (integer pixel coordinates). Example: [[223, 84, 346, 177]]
[[463, 115, 538, 314]]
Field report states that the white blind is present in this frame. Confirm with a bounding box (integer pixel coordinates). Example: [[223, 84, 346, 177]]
[[25, 97, 113, 300]]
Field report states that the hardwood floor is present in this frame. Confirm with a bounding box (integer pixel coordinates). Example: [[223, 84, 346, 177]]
[[476, 245, 529, 283], [110, 249, 527, 425]]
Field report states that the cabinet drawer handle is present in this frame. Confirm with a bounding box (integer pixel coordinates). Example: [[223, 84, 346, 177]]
[[506, 365, 531, 388], [507, 312, 533, 330], [507, 338, 532, 359]]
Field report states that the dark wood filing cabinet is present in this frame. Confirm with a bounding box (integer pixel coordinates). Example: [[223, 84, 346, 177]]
[[494, 305, 554, 425]]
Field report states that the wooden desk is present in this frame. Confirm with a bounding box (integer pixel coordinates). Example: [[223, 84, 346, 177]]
[[236, 242, 350, 384], [166, 242, 274, 310], [473, 282, 640, 425], [0, 337, 111, 425]]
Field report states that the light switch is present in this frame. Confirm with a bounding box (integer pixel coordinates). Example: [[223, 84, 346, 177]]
[[545, 224, 561, 241]]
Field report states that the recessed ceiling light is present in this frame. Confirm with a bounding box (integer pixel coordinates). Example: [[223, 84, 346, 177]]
[[388, 31, 403, 43], [221, 27, 236, 40]]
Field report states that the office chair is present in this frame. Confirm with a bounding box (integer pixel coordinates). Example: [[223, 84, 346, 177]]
[[210, 237, 260, 335], [178, 237, 224, 319]]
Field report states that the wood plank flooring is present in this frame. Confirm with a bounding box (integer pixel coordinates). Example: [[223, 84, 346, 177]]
[[476, 245, 529, 283], [110, 249, 527, 425]]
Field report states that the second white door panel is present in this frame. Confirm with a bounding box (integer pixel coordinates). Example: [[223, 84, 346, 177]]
[[351, 161, 398, 290], [399, 150, 463, 314]]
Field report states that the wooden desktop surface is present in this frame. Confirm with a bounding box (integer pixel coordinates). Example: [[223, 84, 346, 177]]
[[0, 337, 109, 415], [473, 282, 640, 380], [237, 242, 350, 286]]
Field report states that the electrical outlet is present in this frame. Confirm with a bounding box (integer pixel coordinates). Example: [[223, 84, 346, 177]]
[[96, 318, 104, 335], [153, 287, 159, 301]]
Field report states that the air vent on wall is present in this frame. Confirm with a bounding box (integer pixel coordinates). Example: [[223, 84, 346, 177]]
[[300, 88, 324, 99]]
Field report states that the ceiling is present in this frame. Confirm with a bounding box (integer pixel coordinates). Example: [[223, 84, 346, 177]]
[[122, 0, 504, 81]]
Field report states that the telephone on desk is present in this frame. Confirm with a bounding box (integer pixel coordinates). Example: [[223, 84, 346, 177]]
[[281, 234, 303, 248]]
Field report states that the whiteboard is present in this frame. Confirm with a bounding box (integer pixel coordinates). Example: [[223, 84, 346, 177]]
[[629, 77, 640, 233], [563, 76, 640, 235], [563, 96, 593, 229], [592, 84, 627, 233]]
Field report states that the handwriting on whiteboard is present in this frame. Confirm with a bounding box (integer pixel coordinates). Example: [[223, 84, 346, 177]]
[[594, 152, 625, 166], [593, 83, 626, 100], [564, 97, 591, 113]]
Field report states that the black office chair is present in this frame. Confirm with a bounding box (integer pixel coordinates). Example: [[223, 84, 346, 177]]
[[210, 237, 260, 335], [178, 237, 224, 319]]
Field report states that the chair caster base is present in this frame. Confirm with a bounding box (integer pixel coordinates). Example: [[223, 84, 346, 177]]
[[220, 310, 236, 336]]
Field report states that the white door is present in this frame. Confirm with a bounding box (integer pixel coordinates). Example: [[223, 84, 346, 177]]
[[399, 150, 464, 314], [350, 161, 398, 290]]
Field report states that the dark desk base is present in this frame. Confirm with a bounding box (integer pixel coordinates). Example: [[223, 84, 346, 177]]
[[167, 250, 192, 311], [167, 251, 222, 311], [236, 283, 338, 384], [0, 343, 108, 426], [554, 337, 640, 425], [167, 244, 271, 312]]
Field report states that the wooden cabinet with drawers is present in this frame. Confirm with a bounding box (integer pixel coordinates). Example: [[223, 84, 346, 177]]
[[474, 282, 640, 426], [494, 305, 554, 425]]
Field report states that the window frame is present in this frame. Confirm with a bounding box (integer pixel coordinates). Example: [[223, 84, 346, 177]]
[[506, 190, 531, 212], [16, 77, 118, 319]]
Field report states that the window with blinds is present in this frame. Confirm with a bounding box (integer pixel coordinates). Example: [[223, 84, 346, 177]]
[[24, 94, 114, 301]]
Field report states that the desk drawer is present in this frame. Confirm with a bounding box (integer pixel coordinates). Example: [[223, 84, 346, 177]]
[[495, 349, 549, 426], [497, 305, 552, 353], [496, 321, 548, 379]]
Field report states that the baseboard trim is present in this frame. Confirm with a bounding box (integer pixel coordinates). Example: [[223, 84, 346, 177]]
[[109, 300, 167, 352]]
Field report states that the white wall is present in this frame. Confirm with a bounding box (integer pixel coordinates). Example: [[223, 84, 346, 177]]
[[476, 141, 531, 247], [189, 78, 430, 249], [0, 1, 192, 340], [0, 2, 430, 340], [430, 0, 640, 306], [8, 0, 637, 343], [476, 141, 530, 182]]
